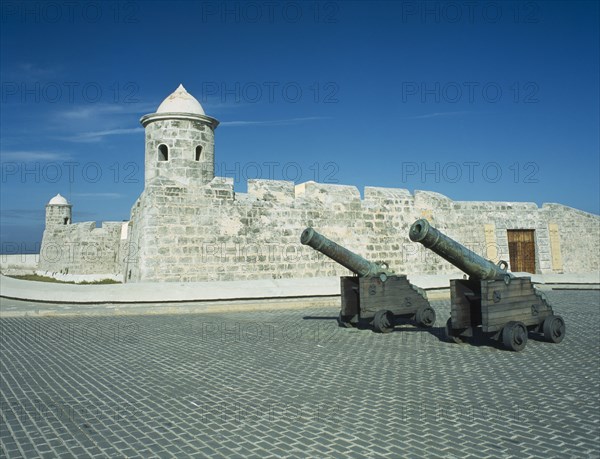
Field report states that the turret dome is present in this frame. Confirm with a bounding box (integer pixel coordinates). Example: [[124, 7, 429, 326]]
[[48, 193, 69, 205], [156, 84, 205, 115]]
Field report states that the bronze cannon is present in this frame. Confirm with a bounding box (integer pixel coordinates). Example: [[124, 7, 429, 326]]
[[301, 227, 435, 333], [409, 219, 565, 351]]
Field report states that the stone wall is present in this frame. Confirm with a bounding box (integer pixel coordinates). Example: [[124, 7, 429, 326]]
[[121, 178, 600, 282], [540, 204, 600, 274], [36, 177, 599, 283], [38, 220, 126, 279]]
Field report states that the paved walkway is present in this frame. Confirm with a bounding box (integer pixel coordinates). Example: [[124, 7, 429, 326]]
[[1, 290, 599, 458], [1, 272, 598, 306]]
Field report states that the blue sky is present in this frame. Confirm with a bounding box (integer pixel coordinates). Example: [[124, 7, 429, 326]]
[[1, 0, 599, 252]]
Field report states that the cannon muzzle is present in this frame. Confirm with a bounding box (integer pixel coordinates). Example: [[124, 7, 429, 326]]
[[301, 227, 391, 278], [409, 219, 509, 281]]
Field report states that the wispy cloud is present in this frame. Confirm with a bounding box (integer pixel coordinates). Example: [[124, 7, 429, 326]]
[[57, 127, 144, 143], [0, 151, 71, 162], [400, 111, 472, 120], [221, 116, 329, 127], [60, 103, 156, 120], [71, 193, 124, 199], [38, 103, 153, 143]]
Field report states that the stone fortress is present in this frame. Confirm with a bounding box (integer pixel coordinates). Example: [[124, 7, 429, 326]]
[[38, 85, 600, 283]]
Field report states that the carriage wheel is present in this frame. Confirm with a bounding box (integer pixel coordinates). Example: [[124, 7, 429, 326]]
[[373, 310, 395, 333], [543, 315, 566, 343], [337, 311, 354, 328], [415, 306, 436, 328], [445, 317, 463, 344], [502, 321, 528, 352]]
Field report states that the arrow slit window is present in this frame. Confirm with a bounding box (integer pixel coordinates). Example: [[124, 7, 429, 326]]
[[158, 144, 169, 161]]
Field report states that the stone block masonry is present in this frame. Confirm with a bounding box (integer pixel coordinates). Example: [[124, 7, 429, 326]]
[[120, 177, 599, 283], [36, 177, 599, 283], [143, 118, 215, 187], [38, 221, 126, 280]]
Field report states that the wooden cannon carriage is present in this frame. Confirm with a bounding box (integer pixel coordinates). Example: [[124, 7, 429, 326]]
[[301, 227, 435, 333], [409, 219, 566, 351]]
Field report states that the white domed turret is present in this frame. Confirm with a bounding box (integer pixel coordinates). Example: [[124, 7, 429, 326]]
[[46, 193, 72, 227], [156, 84, 205, 115], [140, 84, 219, 187], [48, 193, 69, 206]]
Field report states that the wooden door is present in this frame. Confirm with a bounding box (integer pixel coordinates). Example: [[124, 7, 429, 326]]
[[507, 230, 536, 273]]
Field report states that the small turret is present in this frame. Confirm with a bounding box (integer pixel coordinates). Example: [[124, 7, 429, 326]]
[[140, 84, 219, 186], [45, 193, 72, 227]]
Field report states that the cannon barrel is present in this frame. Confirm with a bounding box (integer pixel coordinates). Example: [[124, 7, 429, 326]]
[[409, 219, 509, 281], [301, 228, 389, 278]]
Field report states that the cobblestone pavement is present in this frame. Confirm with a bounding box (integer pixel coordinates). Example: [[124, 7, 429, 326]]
[[1, 290, 599, 458]]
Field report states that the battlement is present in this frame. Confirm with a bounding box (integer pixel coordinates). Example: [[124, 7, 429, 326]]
[[248, 179, 295, 203], [142, 176, 598, 216], [364, 186, 413, 202], [542, 202, 600, 219]]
